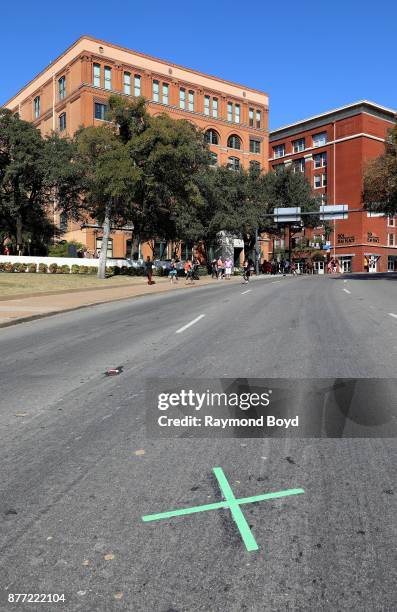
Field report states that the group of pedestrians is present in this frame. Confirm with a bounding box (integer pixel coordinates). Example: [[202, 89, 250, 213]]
[[210, 257, 234, 280]]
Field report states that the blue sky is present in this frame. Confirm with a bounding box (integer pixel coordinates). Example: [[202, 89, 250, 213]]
[[1, 0, 396, 129]]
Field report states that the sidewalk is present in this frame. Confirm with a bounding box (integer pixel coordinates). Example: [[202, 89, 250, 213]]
[[0, 274, 249, 328]]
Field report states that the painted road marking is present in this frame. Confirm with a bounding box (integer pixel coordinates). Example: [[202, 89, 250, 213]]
[[343, 288, 351, 294], [142, 467, 304, 552], [271, 281, 281, 284], [241, 290, 252, 295], [388, 313, 397, 319], [175, 314, 205, 334]]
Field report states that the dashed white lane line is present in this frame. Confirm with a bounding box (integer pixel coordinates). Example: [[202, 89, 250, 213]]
[[241, 289, 252, 295], [271, 280, 281, 284], [176, 314, 206, 334], [343, 288, 351, 294], [388, 313, 397, 319]]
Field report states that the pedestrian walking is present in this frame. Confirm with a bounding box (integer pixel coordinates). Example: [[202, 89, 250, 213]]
[[290, 261, 297, 276], [184, 259, 193, 283], [217, 257, 224, 280], [144, 256, 154, 285], [224, 257, 233, 279], [211, 258, 218, 279], [243, 259, 250, 283], [169, 259, 178, 283]]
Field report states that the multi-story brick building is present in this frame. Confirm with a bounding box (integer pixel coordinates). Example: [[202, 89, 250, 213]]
[[3, 35, 269, 261], [269, 101, 397, 273]]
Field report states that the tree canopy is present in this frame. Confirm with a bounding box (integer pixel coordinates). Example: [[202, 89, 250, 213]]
[[363, 120, 397, 215]]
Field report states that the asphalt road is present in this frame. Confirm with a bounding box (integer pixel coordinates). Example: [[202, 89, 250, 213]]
[[0, 274, 396, 611]]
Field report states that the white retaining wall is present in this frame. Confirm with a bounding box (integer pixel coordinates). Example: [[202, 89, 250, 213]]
[[0, 255, 132, 269]]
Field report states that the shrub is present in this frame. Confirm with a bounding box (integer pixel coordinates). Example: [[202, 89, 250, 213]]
[[0, 262, 5, 272], [71, 264, 80, 274], [48, 240, 84, 257], [28, 263, 37, 273], [5, 262, 14, 273], [18, 263, 28, 273], [38, 263, 48, 273], [88, 266, 98, 275], [61, 264, 70, 274], [49, 263, 58, 274], [105, 266, 115, 276], [78, 265, 88, 274], [13, 263, 21, 272]]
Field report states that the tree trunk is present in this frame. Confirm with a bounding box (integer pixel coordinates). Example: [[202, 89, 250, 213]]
[[97, 200, 112, 279], [16, 215, 23, 254]]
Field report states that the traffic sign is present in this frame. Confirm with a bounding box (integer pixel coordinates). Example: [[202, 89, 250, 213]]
[[274, 207, 301, 223], [320, 204, 348, 220]]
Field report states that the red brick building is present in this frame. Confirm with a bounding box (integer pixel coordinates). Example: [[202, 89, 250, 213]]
[[269, 101, 397, 273]]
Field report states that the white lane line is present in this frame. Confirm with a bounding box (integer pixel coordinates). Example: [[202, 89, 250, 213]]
[[343, 280, 348, 283], [343, 288, 351, 294], [176, 314, 206, 334], [388, 313, 397, 319], [271, 281, 281, 284], [241, 289, 252, 295]]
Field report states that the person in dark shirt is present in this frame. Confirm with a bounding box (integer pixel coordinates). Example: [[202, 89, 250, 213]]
[[144, 256, 154, 285]]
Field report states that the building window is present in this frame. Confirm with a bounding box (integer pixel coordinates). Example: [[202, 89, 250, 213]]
[[249, 108, 254, 127], [205, 129, 219, 145], [93, 63, 101, 87], [123, 72, 131, 95], [249, 139, 261, 154], [250, 160, 261, 171], [179, 88, 186, 109], [293, 158, 305, 173], [388, 233, 395, 246], [33, 96, 40, 118], [313, 132, 327, 147], [256, 110, 261, 128], [210, 152, 218, 166], [134, 75, 141, 97], [104, 66, 112, 90], [58, 76, 66, 100], [152, 80, 159, 102], [59, 112, 66, 131], [273, 144, 285, 158], [96, 237, 113, 257], [227, 134, 242, 150], [322, 173, 327, 187], [162, 83, 169, 104], [235, 104, 240, 124], [94, 102, 107, 120], [314, 152, 327, 168], [227, 102, 233, 122], [314, 175, 321, 189], [212, 97, 218, 118], [154, 241, 168, 259], [204, 95, 210, 116], [293, 138, 305, 153], [188, 90, 195, 112], [387, 217, 395, 227], [228, 156, 241, 171]]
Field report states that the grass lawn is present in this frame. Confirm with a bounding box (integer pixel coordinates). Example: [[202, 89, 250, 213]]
[[0, 273, 148, 297]]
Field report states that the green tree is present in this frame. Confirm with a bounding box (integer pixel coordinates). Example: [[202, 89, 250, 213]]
[[74, 123, 142, 278], [363, 121, 397, 215], [0, 109, 81, 254]]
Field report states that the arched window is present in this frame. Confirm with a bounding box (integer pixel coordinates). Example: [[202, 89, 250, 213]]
[[205, 129, 219, 145], [227, 134, 242, 150], [228, 157, 240, 171]]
